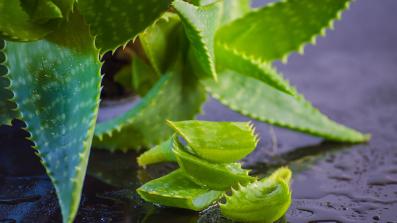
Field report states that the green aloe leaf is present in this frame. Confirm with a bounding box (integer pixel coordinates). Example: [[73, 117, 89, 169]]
[[94, 67, 206, 151], [0, 40, 19, 125], [220, 0, 250, 25], [137, 169, 223, 211], [52, 0, 75, 17], [131, 56, 159, 96], [20, 0, 63, 24], [190, 0, 250, 25], [77, 0, 172, 53], [173, 137, 255, 190], [167, 120, 258, 163], [215, 43, 296, 95], [0, 0, 55, 41], [4, 13, 101, 223], [137, 137, 176, 167], [173, 0, 222, 80], [139, 12, 182, 75], [220, 167, 292, 223], [114, 65, 133, 92], [204, 70, 369, 143], [216, 0, 352, 62]]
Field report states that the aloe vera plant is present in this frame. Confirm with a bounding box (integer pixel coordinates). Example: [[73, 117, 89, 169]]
[[0, 0, 369, 222], [137, 120, 292, 222]]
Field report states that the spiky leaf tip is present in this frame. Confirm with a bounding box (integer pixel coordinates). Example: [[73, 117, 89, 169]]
[[204, 70, 370, 143], [4, 13, 101, 223], [173, 0, 223, 80], [220, 167, 292, 223]]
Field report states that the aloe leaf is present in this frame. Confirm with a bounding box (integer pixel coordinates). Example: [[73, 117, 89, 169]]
[[190, 0, 250, 25], [137, 169, 223, 211], [0, 0, 55, 41], [131, 57, 159, 96], [21, 0, 63, 24], [137, 137, 176, 167], [94, 68, 206, 151], [0, 40, 19, 125], [5, 13, 101, 223], [77, 0, 172, 53], [173, 138, 255, 190], [173, 0, 222, 80], [204, 70, 369, 143], [140, 13, 182, 75], [220, 167, 292, 223], [167, 120, 258, 163], [113, 57, 159, 97], [220, 0, 251, 25], [52, 0, 75, 17], [216, 0, 352, 62], [114, 65, 133, 91], [216, 43, 296, 95]]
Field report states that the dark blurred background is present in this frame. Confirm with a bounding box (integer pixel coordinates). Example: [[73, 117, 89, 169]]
[[1, 0, 396, 222]]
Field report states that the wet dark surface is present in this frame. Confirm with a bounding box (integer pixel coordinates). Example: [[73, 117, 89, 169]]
[[1, 0, 397, 222]]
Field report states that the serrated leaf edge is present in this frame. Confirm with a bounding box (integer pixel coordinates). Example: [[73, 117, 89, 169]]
[[3, 37, 102, 223], [0, 40, 21, 125], [173, 0, 218, 80], [205, 76, 370, 143], [217, 0, 354, 64]]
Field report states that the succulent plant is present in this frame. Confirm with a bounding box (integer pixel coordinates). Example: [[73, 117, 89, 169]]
[[137, 120, 292, 222], [0, 0, 368, 222]]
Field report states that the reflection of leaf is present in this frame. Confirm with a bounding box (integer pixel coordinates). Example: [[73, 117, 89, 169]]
[[88, 150, 140, 188]]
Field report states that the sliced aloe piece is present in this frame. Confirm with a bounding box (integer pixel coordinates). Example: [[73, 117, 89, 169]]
[[137, 137, 176, 167], [137, 169, 223, 211], [167, 120, 258, 163], [220, 167, 292, 223], [173, 138, 255, 190]]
